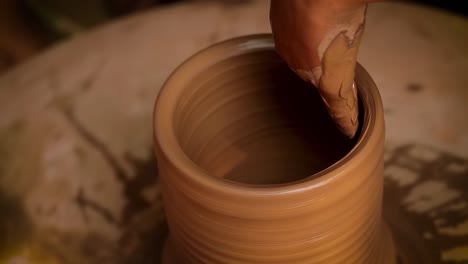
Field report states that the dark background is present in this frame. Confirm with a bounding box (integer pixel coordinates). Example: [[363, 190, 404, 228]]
[[0, 0, 466, 74]]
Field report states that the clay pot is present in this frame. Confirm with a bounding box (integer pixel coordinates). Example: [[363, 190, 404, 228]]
[[153, 34, 396, 264]]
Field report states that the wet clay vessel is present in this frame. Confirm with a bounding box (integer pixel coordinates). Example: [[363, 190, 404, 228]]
[[153, 34, 396, 263]]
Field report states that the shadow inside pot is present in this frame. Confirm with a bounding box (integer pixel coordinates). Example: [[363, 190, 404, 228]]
[[174, 50, 360, 185]]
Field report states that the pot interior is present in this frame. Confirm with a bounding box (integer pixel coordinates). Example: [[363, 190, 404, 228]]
[[174, 50, 359, 185]]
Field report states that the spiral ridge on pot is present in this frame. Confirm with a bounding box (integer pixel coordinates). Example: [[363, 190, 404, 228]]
[[154, 36, 396, 264]]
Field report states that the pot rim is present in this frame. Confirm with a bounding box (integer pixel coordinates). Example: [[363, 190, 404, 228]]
[[153, 34, 384, 195]]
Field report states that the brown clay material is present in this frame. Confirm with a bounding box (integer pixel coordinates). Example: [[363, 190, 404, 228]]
[[153, 34, 396, 263], [270, 1, 367, 138]]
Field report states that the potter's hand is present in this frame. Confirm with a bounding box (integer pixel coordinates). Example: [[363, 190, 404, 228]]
[[270, 0, 373, 138]]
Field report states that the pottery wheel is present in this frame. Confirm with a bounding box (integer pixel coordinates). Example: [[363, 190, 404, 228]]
[[0, 1, 466, 263]]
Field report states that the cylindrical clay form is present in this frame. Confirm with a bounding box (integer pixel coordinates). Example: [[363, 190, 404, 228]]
[[153, 35, 396, 264]]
